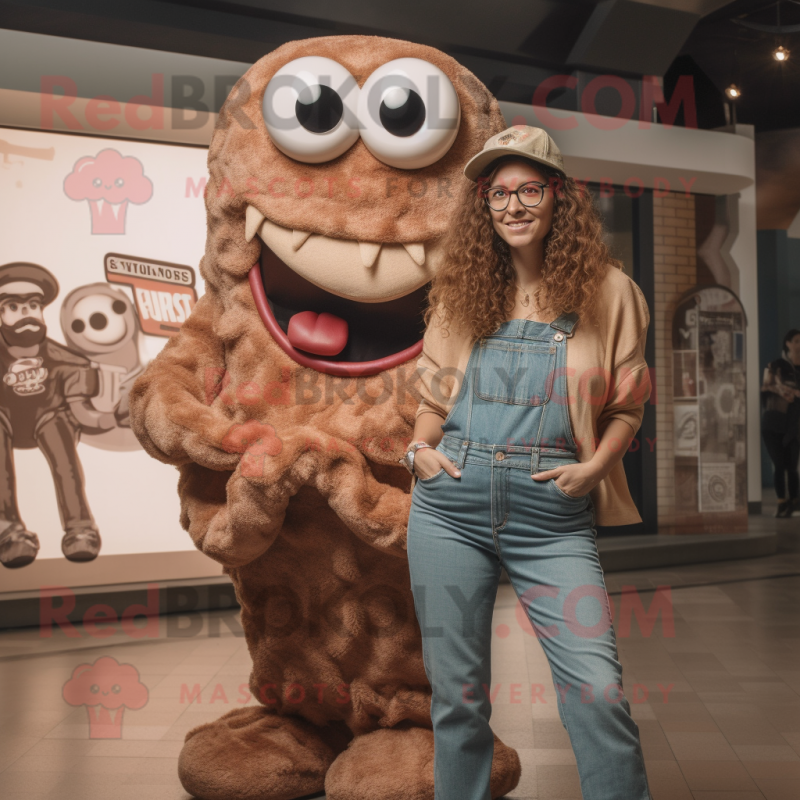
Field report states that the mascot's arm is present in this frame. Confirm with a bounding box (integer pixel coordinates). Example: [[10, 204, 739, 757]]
[[128, 291, 240, 472]]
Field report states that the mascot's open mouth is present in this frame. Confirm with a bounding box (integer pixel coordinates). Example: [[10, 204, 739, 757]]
[[246, 205, 435, 377]]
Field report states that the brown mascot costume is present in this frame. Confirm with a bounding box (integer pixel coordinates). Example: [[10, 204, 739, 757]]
[[129, 35, 519, 800]]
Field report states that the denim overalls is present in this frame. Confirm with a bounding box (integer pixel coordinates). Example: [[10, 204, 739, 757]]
[[407, 314, 652, 800]]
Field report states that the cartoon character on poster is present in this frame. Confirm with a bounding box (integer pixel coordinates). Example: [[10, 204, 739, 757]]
[[59, 282, 147, 450], [0, 263, 143, 569]]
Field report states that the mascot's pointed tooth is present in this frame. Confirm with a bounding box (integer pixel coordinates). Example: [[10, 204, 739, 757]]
[[403, 243, 426, 266], [292, 229, 312, 251], [359, 242, 382, 268], [245, 205, 266, 243]]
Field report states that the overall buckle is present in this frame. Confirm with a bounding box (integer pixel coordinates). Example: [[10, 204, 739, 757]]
[[549, 311, 579, 339]]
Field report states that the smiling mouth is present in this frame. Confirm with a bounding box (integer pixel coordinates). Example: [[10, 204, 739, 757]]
[[246, 206, 438, 377]]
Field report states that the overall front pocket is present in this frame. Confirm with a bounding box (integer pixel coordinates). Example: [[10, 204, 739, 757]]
[[473, 341, 556, 405], [549, 478, 588, 503], [417, 467, 446, 483]]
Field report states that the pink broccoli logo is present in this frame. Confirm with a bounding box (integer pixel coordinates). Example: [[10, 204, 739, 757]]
[[62, 656, 148, 738], [64, 149, 153, 234]]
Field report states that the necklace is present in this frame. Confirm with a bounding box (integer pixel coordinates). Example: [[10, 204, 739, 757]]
[[514, 281, 531, 307], [514, 281, 531, 308], [513, 279, 542, 321]]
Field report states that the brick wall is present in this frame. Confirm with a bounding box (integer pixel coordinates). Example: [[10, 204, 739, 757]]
[[652, 193, 697, 532]]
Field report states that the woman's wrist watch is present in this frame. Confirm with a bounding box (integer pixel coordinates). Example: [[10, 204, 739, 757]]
[[399, 441, 432, 475]]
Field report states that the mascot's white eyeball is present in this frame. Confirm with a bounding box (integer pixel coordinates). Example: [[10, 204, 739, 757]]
[[357, 58, 461, 170], [262, 56, 360, 163]]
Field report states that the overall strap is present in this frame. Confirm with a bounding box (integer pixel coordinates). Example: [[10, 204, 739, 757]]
[[549, 311, 579, 338]]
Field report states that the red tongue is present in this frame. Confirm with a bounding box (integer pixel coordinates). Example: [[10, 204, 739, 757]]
[[287, 311, 349, 356]]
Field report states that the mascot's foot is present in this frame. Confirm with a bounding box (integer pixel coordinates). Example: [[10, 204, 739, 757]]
[[61, 526, 101, 562], [324, 726, 521, 800], [178, 706, 353, 800], [0, 523, 40, 569]]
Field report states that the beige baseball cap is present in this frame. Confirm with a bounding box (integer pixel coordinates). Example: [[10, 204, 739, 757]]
[[463, 125, 565, 181]]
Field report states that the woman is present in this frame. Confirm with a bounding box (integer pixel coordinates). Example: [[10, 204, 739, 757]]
[[402, 126, 653, 800], [761, 329, 800, 517]]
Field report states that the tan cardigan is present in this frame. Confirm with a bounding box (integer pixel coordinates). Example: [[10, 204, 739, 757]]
[[415, 266, 652, 526]]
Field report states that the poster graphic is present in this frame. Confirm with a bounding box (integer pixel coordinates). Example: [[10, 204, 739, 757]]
[[673, 351, 698, 398], [697, 309, 746, 463], [0, 126, 208, 574], [0, 263, 117, 567], [0, 137, 54, 165], [699, 462, 736, 513], [674, 306, 698, 351], [105, 254, 197, 338], [674, 404, 699, 457], [60, 282, 146, 451], [671, 285, 747, 525]]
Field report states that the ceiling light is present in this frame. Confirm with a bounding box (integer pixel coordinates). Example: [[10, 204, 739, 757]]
[[725, 84, 741, 100], [773, 45, 790, 61]]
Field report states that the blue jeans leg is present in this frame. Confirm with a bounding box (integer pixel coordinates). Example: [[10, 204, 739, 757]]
[[408, 465, 501, 800], [501, 467, 653, 800]]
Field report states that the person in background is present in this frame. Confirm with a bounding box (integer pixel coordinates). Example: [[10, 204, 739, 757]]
[[761, 329, 800, 518]]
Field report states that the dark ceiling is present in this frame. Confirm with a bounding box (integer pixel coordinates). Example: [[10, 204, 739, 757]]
[[0, 0, 796, 132], [676, 0, 800, 131]]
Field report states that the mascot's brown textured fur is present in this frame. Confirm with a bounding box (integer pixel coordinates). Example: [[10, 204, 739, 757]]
[[130, 35, 519, 800]]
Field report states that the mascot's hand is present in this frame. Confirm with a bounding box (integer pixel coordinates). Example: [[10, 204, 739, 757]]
[[129, 371, 241, 471], [128, 293, 241, 472]]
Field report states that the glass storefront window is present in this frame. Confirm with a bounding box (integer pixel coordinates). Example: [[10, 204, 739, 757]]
[[588, 186, 636, 280]]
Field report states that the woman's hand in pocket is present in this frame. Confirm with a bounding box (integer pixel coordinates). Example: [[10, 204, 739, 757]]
[[414, 448, 461, 480], [531, 461, 600, 498]]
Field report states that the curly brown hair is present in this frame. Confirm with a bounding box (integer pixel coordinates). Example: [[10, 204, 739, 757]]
[[423, 157, 622, 340]]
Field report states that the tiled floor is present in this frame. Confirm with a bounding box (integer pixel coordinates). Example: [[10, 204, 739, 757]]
[[2, 500, 799, 799]]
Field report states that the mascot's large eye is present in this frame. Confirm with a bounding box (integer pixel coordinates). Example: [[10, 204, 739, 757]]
[[358, 58, 460, 170], [296, 85, 342, 134], [262, 56, 360, 164]]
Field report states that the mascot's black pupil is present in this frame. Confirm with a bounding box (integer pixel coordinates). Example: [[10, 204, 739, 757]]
[[296, 85, 343, 134], [112, 300, 126, 314], [72, 320, 85, 333], [90, 313, 107, 330], [379, 90, 425, 137]]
